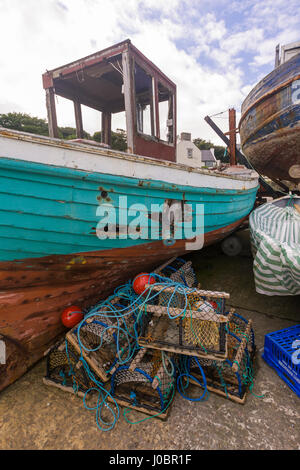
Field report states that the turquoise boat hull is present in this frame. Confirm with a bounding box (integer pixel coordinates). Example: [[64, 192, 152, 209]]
[[0, 129, 258, 393], [0, 157, 257, 262]]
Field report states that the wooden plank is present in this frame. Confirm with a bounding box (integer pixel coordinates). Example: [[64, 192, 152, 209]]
[[45, 88, 59, 138], [144, 305, 228, 322], [66, 330, 110, 383], [152, 363, 165, 389], [122, 50, 134, 153], [101, 112, 112, 146], [107, 395, 172, 421], [229, 108, 237, 166], [153, 256, 177, 273], [232, 319, 253, 372], [73, 100, 84, 139], [128, 348, 147, 371], [146, 284, 230, 299], [188, 377, 246, 405], [43, 377, 85, 398], [154, 77, 160, 139], [138, 338, 227, 361]]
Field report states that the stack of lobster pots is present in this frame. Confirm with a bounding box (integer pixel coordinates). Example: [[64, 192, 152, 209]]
[[43, 257, 256, 425]]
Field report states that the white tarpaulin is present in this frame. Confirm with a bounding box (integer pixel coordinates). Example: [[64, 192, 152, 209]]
[[249, 196, 300, 296]]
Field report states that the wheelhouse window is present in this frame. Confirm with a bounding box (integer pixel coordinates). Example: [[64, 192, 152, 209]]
[[158, 81, 174, 144], [134, 63, 154, 137]]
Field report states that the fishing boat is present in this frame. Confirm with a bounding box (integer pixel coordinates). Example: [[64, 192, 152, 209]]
[[249, 195, 300, 296], [0, 39, 259, 392], [239, 40, 300, 191]]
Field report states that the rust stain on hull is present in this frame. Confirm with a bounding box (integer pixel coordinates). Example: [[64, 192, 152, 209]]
[[0, 217, 246, 392]]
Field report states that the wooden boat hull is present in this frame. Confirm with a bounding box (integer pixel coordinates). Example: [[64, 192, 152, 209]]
[[0, 128, 258, 392], [239, 52, 300, 189], [0, 220, 245, 392]]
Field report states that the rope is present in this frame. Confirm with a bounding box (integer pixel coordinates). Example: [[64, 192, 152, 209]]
[[176, 357, 209, 402], [52, 260, 261, 431]]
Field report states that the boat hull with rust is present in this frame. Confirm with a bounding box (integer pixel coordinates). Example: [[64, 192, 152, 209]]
[[0, 128, 259, 392], [239, 52, 300, 190]]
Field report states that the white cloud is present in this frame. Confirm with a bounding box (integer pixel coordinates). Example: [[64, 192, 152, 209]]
[[0, 0, 299, 146]]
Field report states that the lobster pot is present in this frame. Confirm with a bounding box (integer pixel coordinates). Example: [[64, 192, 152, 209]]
[[188, 318, 255, 404], [66, 295, 136, 382], [138, 286, 230, 359], [154, 284, 228, 314], [43, 340, 92, 397], [155, 257, 198, 288], [226, 310, 255, 357], [110, 348, 176, 419]]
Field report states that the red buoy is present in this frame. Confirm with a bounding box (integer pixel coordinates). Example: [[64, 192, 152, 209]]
[[61, 305, 83, 328], [133, 273, 155, 296]]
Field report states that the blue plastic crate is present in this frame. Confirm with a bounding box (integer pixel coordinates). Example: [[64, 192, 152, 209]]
[[262, 325, 300, 397]]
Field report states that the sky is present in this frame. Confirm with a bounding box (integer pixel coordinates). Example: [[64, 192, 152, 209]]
[[0, 0, 300, 145]]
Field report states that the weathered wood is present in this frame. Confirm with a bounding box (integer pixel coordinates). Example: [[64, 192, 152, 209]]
[[152, 363, 165, 389], [85, 296, 120, 323], [154, 78, 160, 139], [73, 100, 84, 139], [188, 377, 246, 405], [101, 111, 112, 146], [229, 108, 237, 166], [232, 319, 253, 372], [144, 304, 228, 322], [129, 348, 147, 371], [146, 284, 230, 299], [138, 338, 227, 361], [0, 219, 247, 393], [122, 50, 134, 153], [43, 377, 85, 398], [107, 395, 171, 420], [153, 256, 177, 273], [66, 330, 111, 383], [45, 88, 59, 138]]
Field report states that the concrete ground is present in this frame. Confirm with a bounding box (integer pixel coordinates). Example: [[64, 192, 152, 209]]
[[0, 229, 299, 450]]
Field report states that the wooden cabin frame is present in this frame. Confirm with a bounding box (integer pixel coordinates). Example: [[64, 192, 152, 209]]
[[42, 39, 177, 162]]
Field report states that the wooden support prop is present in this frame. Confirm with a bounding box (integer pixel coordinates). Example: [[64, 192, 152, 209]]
[[153, 257, 177, 273], [229, 108, 237, 166], [154, 77, 160, 140], [122, 50, 134, 153], [101, 111, 112, 146], [45, 87, 59, 138], [73, 100, 84, 139], [232, 319, 253, 372]]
